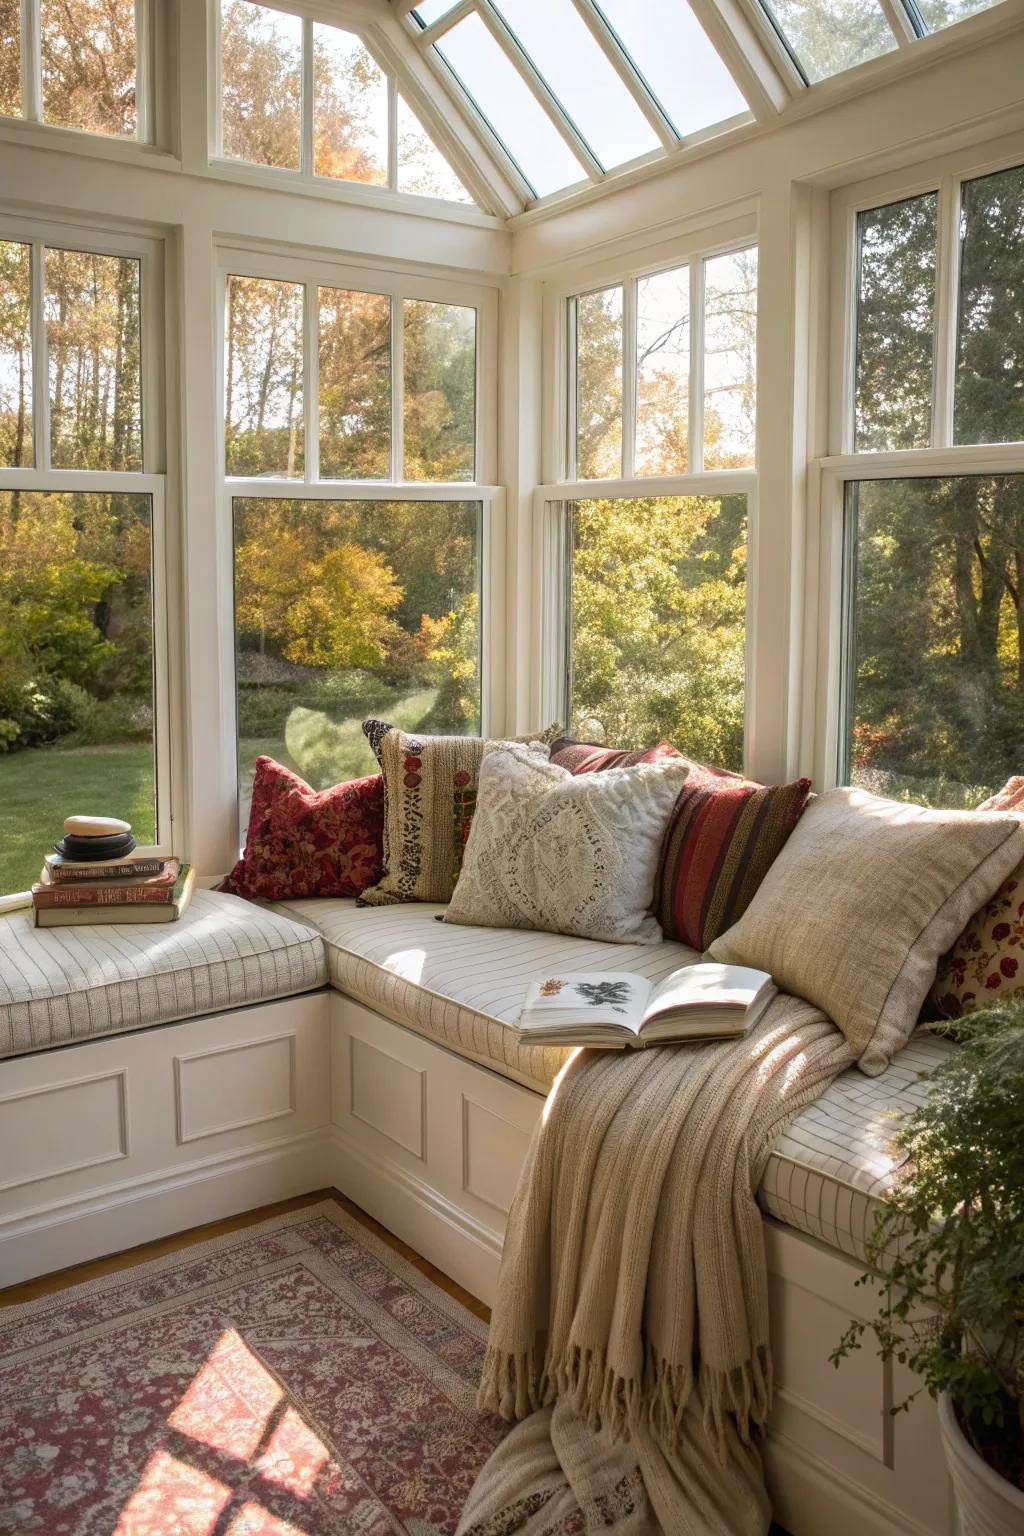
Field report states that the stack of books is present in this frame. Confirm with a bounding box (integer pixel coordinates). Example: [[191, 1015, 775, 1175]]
[[32, 818, 194, 928]]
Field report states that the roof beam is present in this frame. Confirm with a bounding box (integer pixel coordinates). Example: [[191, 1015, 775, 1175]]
[[568, 0, 680, 151], [687, 0, 801, 118]]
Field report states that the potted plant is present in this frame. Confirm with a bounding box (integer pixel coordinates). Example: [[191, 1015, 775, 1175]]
[[832, 1002, 1023, 1535]]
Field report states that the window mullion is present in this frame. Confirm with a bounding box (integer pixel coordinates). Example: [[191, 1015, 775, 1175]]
[[387, 74, 398, 191], [690, 259, 705, 474], [932, 173, 960, 450], [23, 0, 41, 122], [30, 239, 49, 470], [392, 296, 404, 480], [622, 279, 636, 479], [301, 16, 314, 178], [134, 0, 150, 143], [305, 283, 318, 484]]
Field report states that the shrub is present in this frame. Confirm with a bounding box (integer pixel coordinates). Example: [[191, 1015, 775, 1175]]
[[0, 675, 92, 749]]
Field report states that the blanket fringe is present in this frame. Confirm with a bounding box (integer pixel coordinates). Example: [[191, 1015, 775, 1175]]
[[478, 1338, 774, 1463]]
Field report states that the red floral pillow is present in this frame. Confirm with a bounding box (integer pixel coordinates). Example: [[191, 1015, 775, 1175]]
[[224, 756, 384, 901], [931, 858, 1024, 1019]]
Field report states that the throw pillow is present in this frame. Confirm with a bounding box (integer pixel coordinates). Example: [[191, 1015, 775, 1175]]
[[708, 786, 1024, 1074], [654, 774, 812, 951], [549, 738, 683, 774], [930, 860, 1024, 1019], [978, 777, 1024, 812], [444, 745, 692, 944], [224, 757, 384, 901], [358, 722, 549, 906]]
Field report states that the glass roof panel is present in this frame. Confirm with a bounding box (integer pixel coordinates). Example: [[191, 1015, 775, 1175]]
[[413, 1, 462, 24], [595, 0, 749, 137], [759, 0, 898, 83], [914, 0, 1003, 29], [490, 0, 661, 170], [436, 12, 586, 196]]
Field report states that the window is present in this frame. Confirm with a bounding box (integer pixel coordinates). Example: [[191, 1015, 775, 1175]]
[[759, 0, 897, 84], [832, 158, 1024, 807], [593, 0, 747, 139], [223, 256, 494, 828], [0, 224, 166, 896], [219, 1, 475, 204], [544, 234, 757, 766], [570, 246, 757, 480], [567, 493, 747, 767], [1, 0, 144, 138]]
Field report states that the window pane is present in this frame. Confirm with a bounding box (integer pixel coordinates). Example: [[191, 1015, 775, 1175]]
[[491, 0, 660, 171], [413, 0, 461, 22], [0, 0, 20, 118], [760, 0, 897, 83], [595, 0, 748, 138], [569, 494, 746, 768], [0, 491, 156, 895], [397, 93, 474, 204], [844, 476, 1024, 808], [40, 0, 136, 136], [234, 497, 481, 827], [403, 300, 476, 481], [226, 276, 304, 478], [855, 194, 937, 451], [221, 0, 301, 171], [313, 24, 388, 186], [46, 248, 142, 471], [703, 248, 757, 469], [0, 241, 32, 467], [635, 265, 689, 476], [575, 285, 622, 479], [955, 162, 1024, 446], [318, 287, 390, 480], [915, 0, 1002, 30], [436, 12, 585, 198]]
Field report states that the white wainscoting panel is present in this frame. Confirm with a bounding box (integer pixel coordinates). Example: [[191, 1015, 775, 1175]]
[[174, 1033, 297, 1144], [350, 1034, 426, 1159], [462, 1094, 532, 1215], [0, 1069, 128, 1193]]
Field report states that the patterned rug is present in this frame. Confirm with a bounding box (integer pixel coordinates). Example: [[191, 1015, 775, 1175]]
[[0, 1201, 507, 1535]]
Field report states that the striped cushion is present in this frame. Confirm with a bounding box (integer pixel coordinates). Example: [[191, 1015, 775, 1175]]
[[272, 896, 700, 1092], [549, 739, 682, 774], [0, 889, 327, 1060], [654, 775, 812, 950]]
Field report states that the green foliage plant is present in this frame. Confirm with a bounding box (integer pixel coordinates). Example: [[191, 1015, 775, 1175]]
[[832, 1003, 1024, 1491]]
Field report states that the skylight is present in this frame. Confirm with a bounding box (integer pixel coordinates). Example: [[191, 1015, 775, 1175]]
[[407, 0, 1015, 206]]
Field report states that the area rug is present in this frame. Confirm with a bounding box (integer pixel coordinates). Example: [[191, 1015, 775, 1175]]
[[0, 1201, 507, 1535]]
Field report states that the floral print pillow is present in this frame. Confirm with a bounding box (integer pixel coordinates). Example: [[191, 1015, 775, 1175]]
[[224, 756, 384, 901], [931, 858, 1024, 1019]]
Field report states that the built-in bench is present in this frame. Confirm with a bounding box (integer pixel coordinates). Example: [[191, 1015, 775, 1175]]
[[0, 893, 953, 1536]]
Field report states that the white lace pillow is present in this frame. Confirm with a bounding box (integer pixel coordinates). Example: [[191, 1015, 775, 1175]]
[[444, 745, 691, 944]]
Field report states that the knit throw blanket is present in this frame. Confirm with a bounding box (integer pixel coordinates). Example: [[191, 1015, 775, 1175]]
[[459, 994, 856, 1535]]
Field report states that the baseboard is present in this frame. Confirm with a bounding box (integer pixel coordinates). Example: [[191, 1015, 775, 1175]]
[[766, 1429, 952, 1536], [0, 1128, 331, 1287], [325, 1125, 504, 1305]]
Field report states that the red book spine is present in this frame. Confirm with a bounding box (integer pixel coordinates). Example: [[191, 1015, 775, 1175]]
[[32, 882, 175, 908]]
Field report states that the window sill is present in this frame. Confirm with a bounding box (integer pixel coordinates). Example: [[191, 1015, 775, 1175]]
[[0, 116, 180, 172]]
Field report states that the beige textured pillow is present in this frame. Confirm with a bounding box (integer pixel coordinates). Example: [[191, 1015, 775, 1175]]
[[708, 786, 1024, 1074], [444, 745, 691, 944], [358, 724, 549, 906]]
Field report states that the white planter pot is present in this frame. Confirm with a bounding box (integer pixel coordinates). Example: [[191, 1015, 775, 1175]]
[[938, 1393, 1024, 1536]]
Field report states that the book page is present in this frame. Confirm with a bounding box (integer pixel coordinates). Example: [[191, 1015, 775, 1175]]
[[644, 963, 772, 1023], [523, 973, 651, 1032]]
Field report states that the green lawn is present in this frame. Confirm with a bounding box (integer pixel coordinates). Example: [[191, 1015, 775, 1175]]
[[0, 744, 155, 895]]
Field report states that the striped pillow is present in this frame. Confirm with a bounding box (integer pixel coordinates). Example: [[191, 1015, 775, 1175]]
[[549, 738, 683, 774], [654, 774, 812, 951]]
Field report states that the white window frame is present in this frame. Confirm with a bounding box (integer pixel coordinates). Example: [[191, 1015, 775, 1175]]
[[216, 242, 503, 831], [2, 0, 156, 145], [535, 216, 759, 763], [0, 212, 173, 904], [808, 135, 1024, 792]]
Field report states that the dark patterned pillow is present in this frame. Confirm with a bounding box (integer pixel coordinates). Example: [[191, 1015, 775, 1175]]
[[549, 738, 684, 774], [223, 756, 384, 901], [654, 774, 813, 951]]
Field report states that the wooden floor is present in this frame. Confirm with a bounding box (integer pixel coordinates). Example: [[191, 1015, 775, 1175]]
[[0, 1193, 790, 1534]]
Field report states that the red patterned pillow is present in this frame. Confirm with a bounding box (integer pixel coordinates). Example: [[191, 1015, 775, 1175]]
[[224, 757, 384, 901], [550, 739, 684, 774], [654, 775, 812, 951], [931, 858, 1024, 1019]]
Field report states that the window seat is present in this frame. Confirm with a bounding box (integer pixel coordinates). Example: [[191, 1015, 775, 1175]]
[[271, 897, 955, 1260], [0, 888, 327, 1060]]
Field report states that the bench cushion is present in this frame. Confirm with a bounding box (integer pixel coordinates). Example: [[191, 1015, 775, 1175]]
[[0, 888, 327, 1059], [272, 897, 702, 1092]]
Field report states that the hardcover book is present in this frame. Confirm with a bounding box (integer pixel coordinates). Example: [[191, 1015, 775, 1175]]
[[33, 866, 195, 927]]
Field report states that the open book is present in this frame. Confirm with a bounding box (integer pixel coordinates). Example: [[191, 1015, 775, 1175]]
[[517, 963, 776, 1048]]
